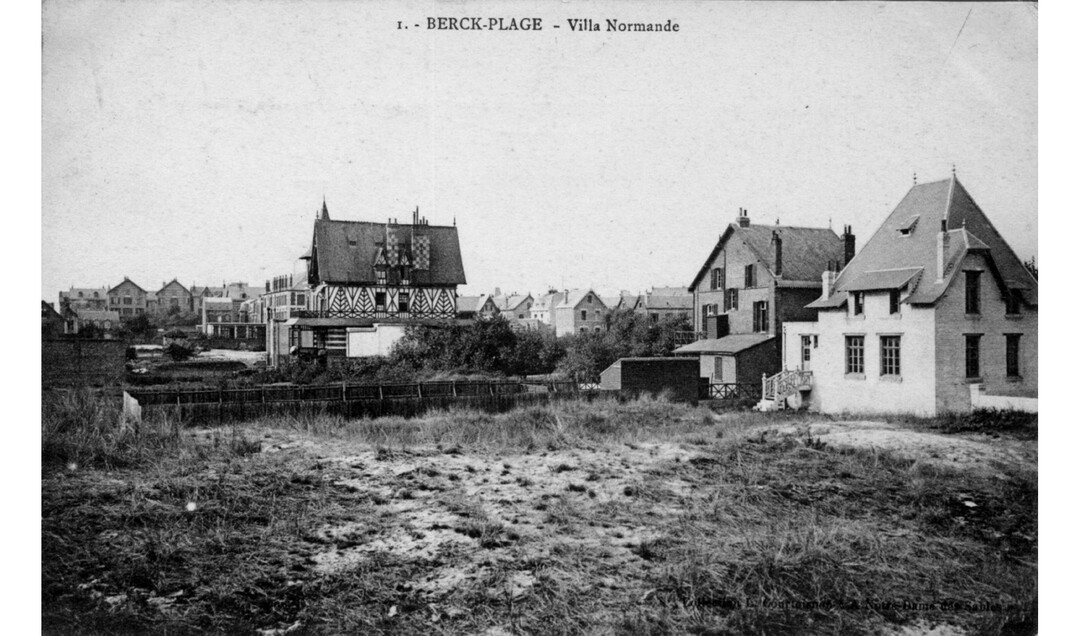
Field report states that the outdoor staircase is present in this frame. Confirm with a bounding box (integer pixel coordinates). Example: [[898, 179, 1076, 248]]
[[757, 369, 813, 411]]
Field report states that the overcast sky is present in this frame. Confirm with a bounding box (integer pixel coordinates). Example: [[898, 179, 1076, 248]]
[[41, 0, 1037, 300]]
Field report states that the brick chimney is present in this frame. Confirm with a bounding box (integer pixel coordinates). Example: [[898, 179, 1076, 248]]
[[771, 230, 783, 277], [936, 219, 949, 283], [842, 225, 856, 265], [737, 207, 750, 228]]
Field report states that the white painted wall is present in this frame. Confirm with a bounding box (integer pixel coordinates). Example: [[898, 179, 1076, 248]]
[[969, 384, 1037, 413], [346, 324, 407, 357], [794, 294, 938, 416]]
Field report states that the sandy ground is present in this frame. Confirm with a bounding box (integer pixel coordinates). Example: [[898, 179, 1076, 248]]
[[767, 419, 1036, 476], [236, 417, 1035, 636], [195, 348, 267, 366]]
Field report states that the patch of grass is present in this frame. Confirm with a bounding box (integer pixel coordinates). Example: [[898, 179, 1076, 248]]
[[892, 408, 1037, 440], [43, 396, 1036, 635]]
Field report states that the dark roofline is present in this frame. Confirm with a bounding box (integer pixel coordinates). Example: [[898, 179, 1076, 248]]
[[107, 278, 147, 295], [689, 222, 840, 290]]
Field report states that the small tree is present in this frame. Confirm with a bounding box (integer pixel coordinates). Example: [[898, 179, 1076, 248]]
[[165, 342, 195, 362], [1023, 256, 1038, 280]]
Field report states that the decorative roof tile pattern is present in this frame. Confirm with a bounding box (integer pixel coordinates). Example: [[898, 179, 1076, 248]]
[[311, 220, 466, 286]]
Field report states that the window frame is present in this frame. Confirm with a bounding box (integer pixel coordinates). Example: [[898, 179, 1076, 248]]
[[965, 271, 981, 315], [845, 335, 865, 375], [744, 264, 756, 288], [965, 334, 982, 379], [1005, 333, 1021, 378], [880, 335, 901, 377], [752, 301, 769, 333], [888, 289, 900, 315], [1005, 289, 1022, 315], [726, 288, 739, 311], [852, 292, 864, 316]]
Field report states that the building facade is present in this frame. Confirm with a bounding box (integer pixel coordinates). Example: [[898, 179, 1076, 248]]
[[678, 208, 850, 383], [783, 175, 1037, 415], [288, 203, 466, 362], [552, 289, 608, 336], [107, 277, 149, 320]]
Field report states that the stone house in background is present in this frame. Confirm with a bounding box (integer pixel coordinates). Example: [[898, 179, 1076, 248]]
[[151, 279, 194, 316], [677, 208, 851, 384], [493, 293, 534, 320], [59, 287, 109, 313], [553, 289, 608, 336], [457, 294, 499, 320], [530, 291, 565, 328], [636, 286, 693, 323], [107, 277, 149, 321], [781, 175, 1037, 415]]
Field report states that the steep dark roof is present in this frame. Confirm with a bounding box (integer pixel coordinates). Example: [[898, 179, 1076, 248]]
[[310, 220, 466, 286], [815, 177, 1037, 308], [689, 223, 843, 289]]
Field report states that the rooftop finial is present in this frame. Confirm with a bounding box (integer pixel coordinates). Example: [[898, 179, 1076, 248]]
[[951, 163, 956, 177], [913, 171, 917, 185], [320, 197, 330, 221]]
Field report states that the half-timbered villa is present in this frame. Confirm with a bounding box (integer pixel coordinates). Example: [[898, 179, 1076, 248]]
[[287, 202, 466, 362]]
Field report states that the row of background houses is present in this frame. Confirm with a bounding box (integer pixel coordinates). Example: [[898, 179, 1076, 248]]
[[56, 277, 264, 339], [47, 173, 1036, 416]]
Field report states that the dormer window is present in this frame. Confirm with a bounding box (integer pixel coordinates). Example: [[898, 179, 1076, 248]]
[[376, 270, 387, 285], [1005, 289, 1022, 315], [348, 239, 358, 247], [852, 292, 864, 316], [898, 215, 919, 236]]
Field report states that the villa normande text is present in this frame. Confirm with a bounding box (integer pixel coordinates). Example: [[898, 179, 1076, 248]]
[[409, 18, 681, 32]]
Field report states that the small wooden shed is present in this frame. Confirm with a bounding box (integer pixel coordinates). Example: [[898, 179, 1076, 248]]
[[599, 357, 700, 403]]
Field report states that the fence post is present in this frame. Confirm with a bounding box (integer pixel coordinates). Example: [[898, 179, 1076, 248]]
[[417, 383, 423, 399], [378, 384, 384, 400], [761, 373, 767, 400], [452, 381, 457, 397]]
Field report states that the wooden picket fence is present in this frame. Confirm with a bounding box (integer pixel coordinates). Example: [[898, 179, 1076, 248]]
[[124, 379, 596, 423]]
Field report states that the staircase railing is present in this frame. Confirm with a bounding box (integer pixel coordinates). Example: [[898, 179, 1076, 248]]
[[762, 369, 813, 402]]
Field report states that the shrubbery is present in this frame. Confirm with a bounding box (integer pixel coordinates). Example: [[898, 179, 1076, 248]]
[[556, 309, 692, 380], [249, 310, 690, 385], [164, 342, 196, 362]]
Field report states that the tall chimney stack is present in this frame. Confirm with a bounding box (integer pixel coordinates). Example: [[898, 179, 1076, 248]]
[[771, 230, 783, 277], [936, 220, 949, 282], [842, 225, 856, 265], [737, 207, 751, 228]]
